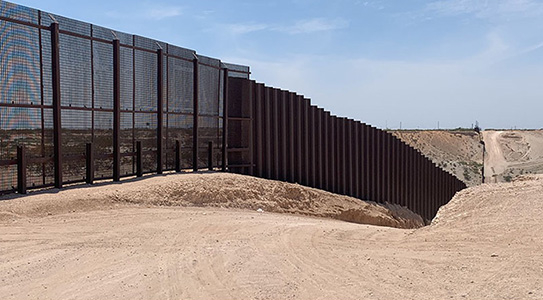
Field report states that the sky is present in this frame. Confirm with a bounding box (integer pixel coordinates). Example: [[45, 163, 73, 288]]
[[11, 0, 543, 129]]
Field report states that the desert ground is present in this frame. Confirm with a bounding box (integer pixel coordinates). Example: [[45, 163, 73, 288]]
[[1, 172, 542, 300]]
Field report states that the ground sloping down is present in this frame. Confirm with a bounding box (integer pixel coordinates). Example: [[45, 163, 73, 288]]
[[1, 173, 542, 300]]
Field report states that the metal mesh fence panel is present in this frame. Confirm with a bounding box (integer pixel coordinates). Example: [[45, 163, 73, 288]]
[[134, 35, 165, 52], [0, 165, 16, 193], [0, 106, 42, 190], [219, 69, 224, 117], [120, 46, 133, 110], [198, 60, 220, 116], [120, 112, 134, 176], [0, 21, 41, 105], [223, 62, 250, 79], [0, 1, 38, 24], [61, 109, 91, 182], [0, 107, 42, 157], [198, 116, 219, 168], [91, 25, 115, 42], [93, 41, 113, 110], [166, 113, 193, 169], [134, 49, 157, 111], [40, 13, 90, 36], [94, 111, 113, 179], [40, 28, 52, 106], [135, 112, 157, 173], [167, 57, 193, 114], [59, 33, 92, 108]]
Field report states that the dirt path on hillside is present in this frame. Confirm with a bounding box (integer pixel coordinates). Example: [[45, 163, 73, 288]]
[[1, 174, 543, 300], [483, 130, 543, 182], [483, 131, 507, 182]]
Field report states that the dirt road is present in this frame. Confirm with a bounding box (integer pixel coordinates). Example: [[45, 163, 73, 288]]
[[1, 174, 542, 300], [483, 130, 543, 182]]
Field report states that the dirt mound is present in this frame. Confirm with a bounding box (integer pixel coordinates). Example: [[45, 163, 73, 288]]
[[0, 172, 423, 229], [1, 175, 542, 299], [391, 130, 483, 187]]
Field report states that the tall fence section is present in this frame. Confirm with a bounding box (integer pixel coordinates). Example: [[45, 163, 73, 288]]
[[227, 78, 466, 221], [0, 1, 465, 220], [0, 1, 248, 193]]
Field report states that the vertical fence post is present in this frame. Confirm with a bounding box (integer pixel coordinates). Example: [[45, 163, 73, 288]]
[[86, 143, 94, 184], [113, 39, 121, 181], [17, 145, 27, 194], [51, 22, 63, 189], [336, 118, 342, 194], [247, 81, 254, 176], [354, 122, 360, 198], [287, 92, 295, 183], [347, 120, 353, 196], [272, 89, 280, 180], [310, 106, 317, 188], [330, 116, 337, 193], [157, 47, 164, 174], [264, 88, 272, 178], [255, 84, 263, 177], [192, 56, 199, 172], [208, 141, 213, 170], [323, 111, 330, 191], [136, 141, 143, 177], [280, 92, 288, 181], [222, 68, 229, 171], [175, 140, 181, 172]]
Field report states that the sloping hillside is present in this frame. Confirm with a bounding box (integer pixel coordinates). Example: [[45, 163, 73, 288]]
[[391, 130, 483, 186]]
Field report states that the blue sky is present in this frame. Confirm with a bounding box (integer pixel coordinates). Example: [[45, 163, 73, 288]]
[[12, 0, 543, 129]]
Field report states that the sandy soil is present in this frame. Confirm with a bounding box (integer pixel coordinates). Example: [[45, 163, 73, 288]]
[[392, 130, 483, 186], [483, 130, 543, 183], [1, 173, 543, 300]]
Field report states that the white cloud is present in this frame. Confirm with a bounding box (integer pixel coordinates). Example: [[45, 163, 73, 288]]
[[105, 3, 182, 21], [277, 18, 349, 34], [147, 7, 182, 20], [222, 18, 348, 36], [424, 0, 543, 19], [226, 23, 269, 35]]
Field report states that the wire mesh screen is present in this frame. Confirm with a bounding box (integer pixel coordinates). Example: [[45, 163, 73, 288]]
[[135, 112, 157, 173], [120, 46, 133, 110], [0, 106, 43, 191], [223, 62, 250, 79], [94, 111, 113, 179], [41, 28, 53, 106], [0, 107, 42, 157], [59, 34, 92, 108], [0, 1, 38, 24], [61, 109, 91, 182], [198, 59, 220, 116], [134, 49, 157, 112], [93, 41, 113, 110], [120, 112, 134, 175], [198, 116, 219, 168], [167, 57, 193, 113], [219, 69, 224, 117], [0, 21, 41, 105], [166, 114, 192, 169], [0, 165, 16, 192], [40, 13, 91, 37]]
